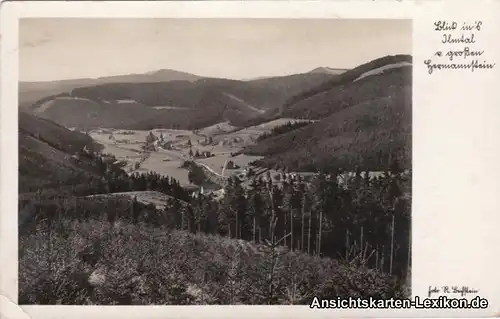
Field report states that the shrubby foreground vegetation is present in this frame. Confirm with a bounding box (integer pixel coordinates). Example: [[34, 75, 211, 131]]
[[19, 218, 406, 305], [19, 147, 411, 305]]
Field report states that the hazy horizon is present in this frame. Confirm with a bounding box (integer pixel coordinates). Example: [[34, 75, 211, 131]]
[[20, 18, 412, 82]]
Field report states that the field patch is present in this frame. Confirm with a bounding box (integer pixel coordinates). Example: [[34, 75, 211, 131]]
[[87, 191, 184, 209]]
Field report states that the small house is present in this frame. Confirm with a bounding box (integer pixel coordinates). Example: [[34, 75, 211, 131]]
[[201, 151, 212, 158]]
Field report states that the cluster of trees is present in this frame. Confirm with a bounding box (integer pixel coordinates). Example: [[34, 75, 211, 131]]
[[145, 131, 158, 144], [19, 196, 156, 236], [21, 150, 191, 203], [225, 160, 240, 170], [249, 143, 411, 174], [21, 143, 411, 280], [182, 161, 207, 186], [256, 121, 311, 142], [22, 165, 411, 281], [187, 169, 411, 278]]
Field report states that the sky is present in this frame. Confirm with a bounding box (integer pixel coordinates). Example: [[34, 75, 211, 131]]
[[19, 18, 412, 82]]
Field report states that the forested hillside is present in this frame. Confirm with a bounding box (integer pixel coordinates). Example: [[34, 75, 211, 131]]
[[20, 166, 411, 304], [243, 55, 412, 172], [19, 69, 202, 109], [24, 72, 333, 130]]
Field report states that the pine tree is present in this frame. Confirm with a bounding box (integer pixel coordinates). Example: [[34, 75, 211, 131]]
[[220, 177, 235, 237], [300, 189, 309, 252], [130, 196, 140, 223], [207, 200, 218, 234], [311, 173, 327, 256], [186, 205, 195, 233], [271, 185, 284, 244], [364, 170, 371, 187], [229, 176, 247, 239], [248, 178, 264, 242]]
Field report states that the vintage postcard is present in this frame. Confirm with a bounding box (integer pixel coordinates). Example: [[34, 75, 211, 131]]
[[1, 1, 499, 318]]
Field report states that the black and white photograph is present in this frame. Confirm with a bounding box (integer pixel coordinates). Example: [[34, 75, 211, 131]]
[[17, 18, 412, 305]]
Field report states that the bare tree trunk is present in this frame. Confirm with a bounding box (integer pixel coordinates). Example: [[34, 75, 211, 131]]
[[360, 226, 364, 254], [407, 228, 411, 271], [307, 211, 312, 255], [345, 229, 350, 258], [318, 210, 323, 256], [253, 216, 256, 243], [269, 189, 275, 244], [235, 212, 239, 239], [315, 234, 319, 256], [301, 202, 305, 251], [290, 210, 294, 251], [390, 214, 395, 274], [381, 244, 385, 272]]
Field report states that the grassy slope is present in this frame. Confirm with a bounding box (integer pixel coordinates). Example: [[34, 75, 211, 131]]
[[19, 217, 405, 305]]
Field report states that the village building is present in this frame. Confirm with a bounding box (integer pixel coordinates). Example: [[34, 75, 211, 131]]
[[145, 131, 158, 144], [201, 151, 212, 158], [82, 145, 91, 155], [158, 140, 172, 150], [143, 143, 157, 152]]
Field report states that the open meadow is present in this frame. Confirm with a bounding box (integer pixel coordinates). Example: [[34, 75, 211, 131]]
[[87, 119, 303, 185]]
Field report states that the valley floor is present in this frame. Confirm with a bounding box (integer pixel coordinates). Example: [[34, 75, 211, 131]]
[[87, 121, 295, 188]]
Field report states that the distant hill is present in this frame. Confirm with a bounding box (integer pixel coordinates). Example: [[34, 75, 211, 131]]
[[308, 67, 347, 75], [19, 69, 202, 110], [243, 54, 412, 172], [23, 72, 334, 130]]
